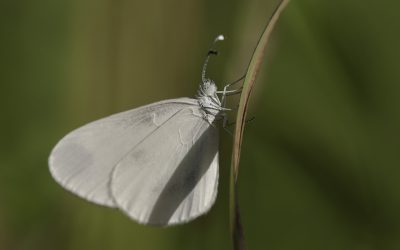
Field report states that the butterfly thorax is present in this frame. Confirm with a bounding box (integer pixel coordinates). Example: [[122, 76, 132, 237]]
[[196, 79, 223, 124]]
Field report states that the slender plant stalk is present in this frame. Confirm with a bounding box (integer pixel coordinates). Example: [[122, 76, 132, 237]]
[[229, 1, 290, 249]]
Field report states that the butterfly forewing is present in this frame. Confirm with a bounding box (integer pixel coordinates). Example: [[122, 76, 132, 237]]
[[48, 98, 200, 207]]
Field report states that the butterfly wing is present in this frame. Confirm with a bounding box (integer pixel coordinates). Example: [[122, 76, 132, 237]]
[[110, 106, 219, 225], [48, 98, 199, 207]]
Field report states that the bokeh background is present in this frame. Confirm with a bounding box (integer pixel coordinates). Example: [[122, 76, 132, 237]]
[[1, 0, 400, 249]]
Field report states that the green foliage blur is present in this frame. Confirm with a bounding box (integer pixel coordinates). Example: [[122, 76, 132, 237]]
[[1, 0, 400, 249]]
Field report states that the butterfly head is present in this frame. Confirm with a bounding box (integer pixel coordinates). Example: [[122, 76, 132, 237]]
[[198, 79, 217, 97]]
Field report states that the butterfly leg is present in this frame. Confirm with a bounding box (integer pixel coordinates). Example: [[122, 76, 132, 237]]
[[221, 112, 233, 136], [217, 74, 246, 107], [223, 74, 246, 90]]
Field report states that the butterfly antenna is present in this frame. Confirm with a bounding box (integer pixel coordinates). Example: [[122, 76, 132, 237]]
[[201, 35, 224, 83]]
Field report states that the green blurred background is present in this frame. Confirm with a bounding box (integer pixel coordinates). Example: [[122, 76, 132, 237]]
[[1, 0, 400, 249]]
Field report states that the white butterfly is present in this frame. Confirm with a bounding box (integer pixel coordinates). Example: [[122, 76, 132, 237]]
[[49, 35, 241, 226]]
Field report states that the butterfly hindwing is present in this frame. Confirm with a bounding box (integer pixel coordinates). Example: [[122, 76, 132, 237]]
[[110, 106, 219, 225]]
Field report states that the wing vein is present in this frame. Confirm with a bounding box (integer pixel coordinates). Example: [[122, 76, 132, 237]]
[[108, 108, 189, 200]]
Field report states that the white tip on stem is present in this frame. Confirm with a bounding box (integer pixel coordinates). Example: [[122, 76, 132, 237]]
[[216, 35, 224, 41]]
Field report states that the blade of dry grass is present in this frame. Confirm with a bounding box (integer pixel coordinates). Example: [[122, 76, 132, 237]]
[[229, 1, 290, 249]]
